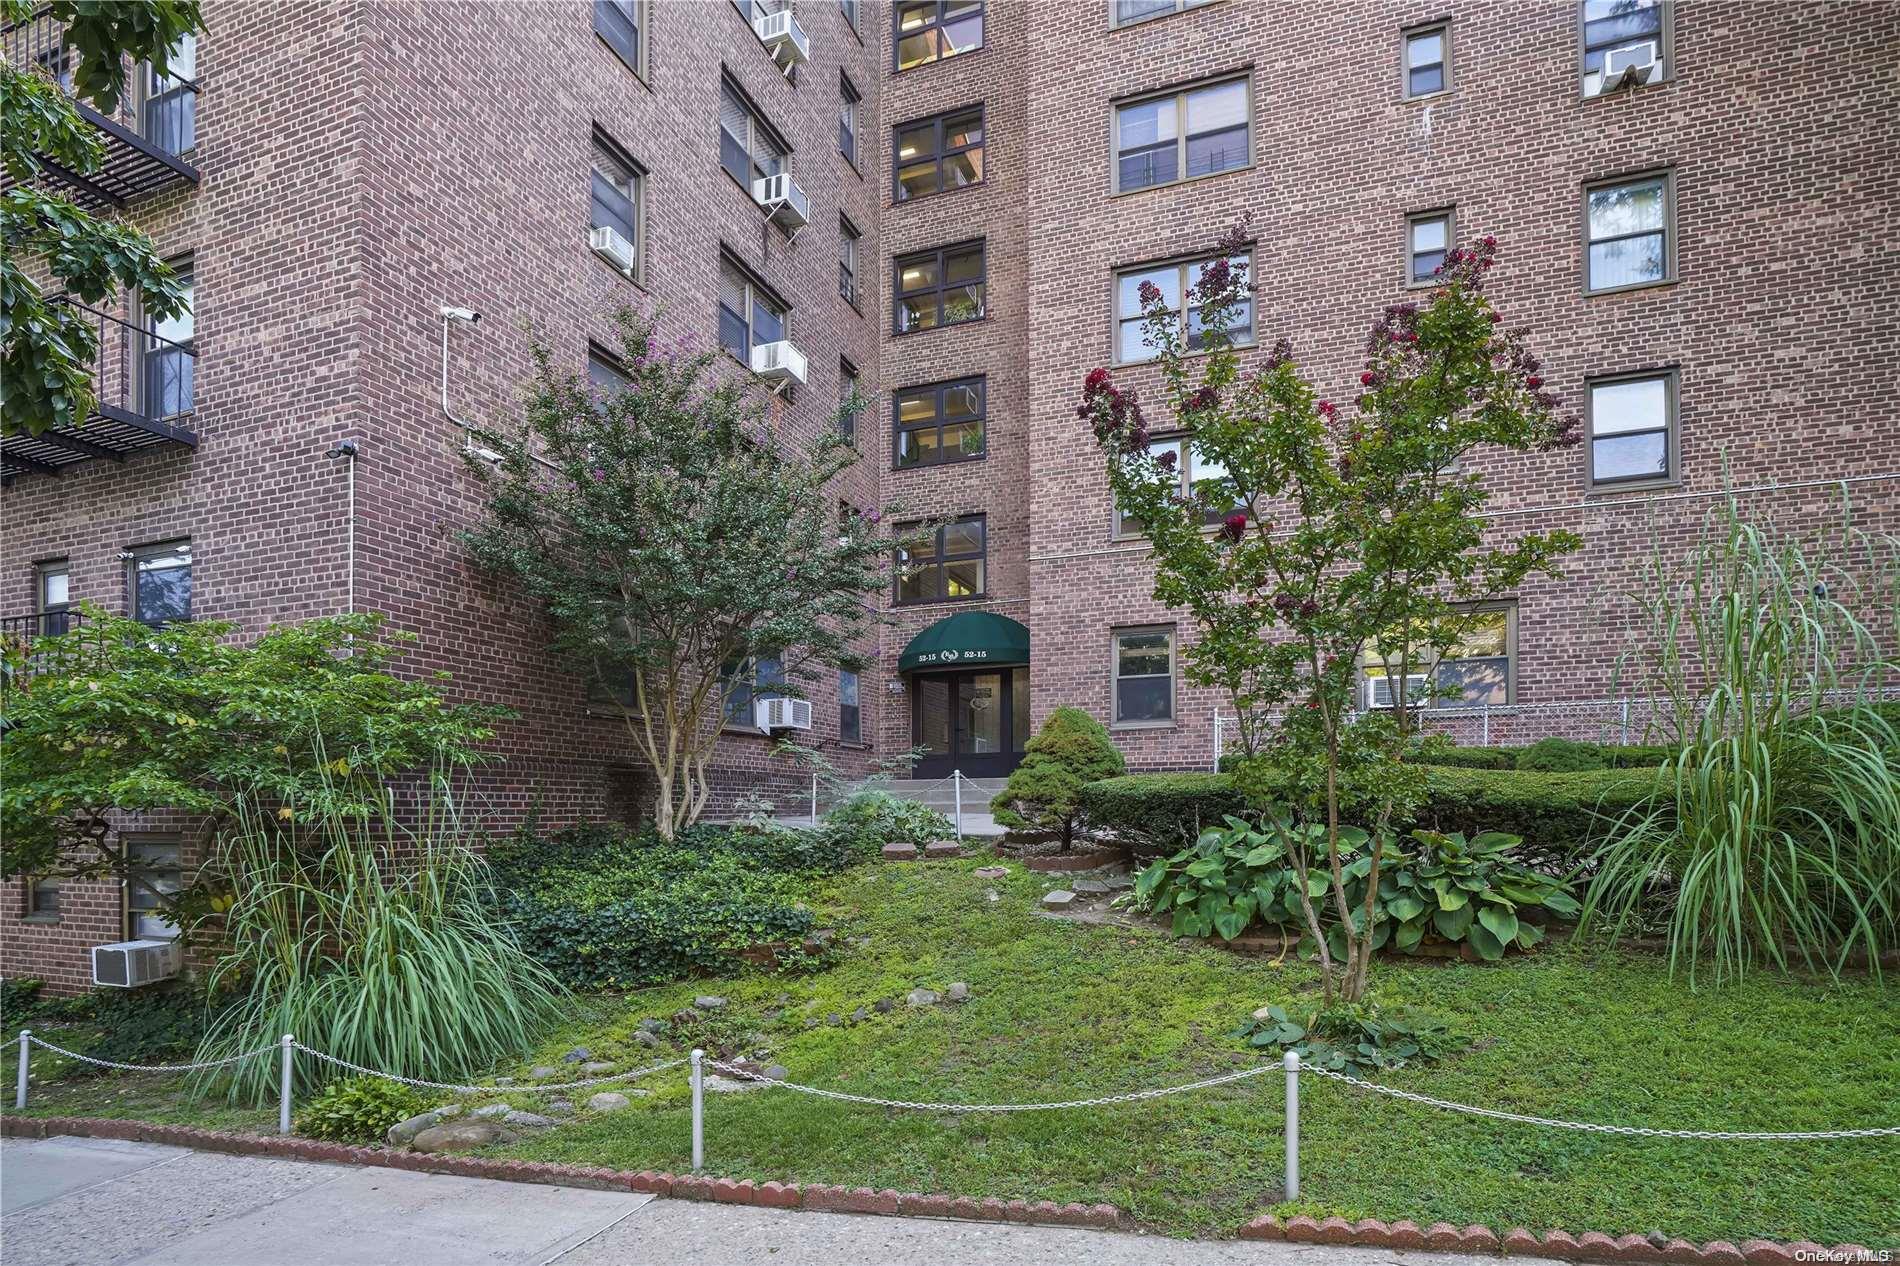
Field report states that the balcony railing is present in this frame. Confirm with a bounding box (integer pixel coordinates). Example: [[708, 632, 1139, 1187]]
[[1, 7, 200, 210], [2, 303, 198, 481], [0, 609, 97, 697]]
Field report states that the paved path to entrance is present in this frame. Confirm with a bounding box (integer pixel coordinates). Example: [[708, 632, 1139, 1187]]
[[2, 1136, 1541, 1266]]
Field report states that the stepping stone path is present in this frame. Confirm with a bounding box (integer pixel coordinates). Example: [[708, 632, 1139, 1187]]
[[529, 1066, 558, 1081], [973, 866, 1008, 879], [924, 841, 961, 859], [882, 842, 918, 860], [633, 1030, 661, 1048], [581, 1062, 615, 1075], [694, 996, 727, 1011], [504, 1110, 557, 1128], [411, 1120, 515, 1152], [561, 1047, 591, 1063], [946, 982, 970, 1002], [587, 1092, 632, 1112], [1072, 880, 1111, 895], [907, 987, 940, 1006], [1041, 890, 1077, 909], [705, 1075, 761, 1093], [470, 1104, 513, 1120]]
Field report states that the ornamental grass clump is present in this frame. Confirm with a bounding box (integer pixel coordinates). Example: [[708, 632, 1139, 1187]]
[[1582, 497, 1900, 985]]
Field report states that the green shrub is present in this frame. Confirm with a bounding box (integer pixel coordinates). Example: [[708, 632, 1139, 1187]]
[[294, 1077, 429, 1143], [1084, 766, 1661, 870], [1220, 742, 1674, 774], [1234, 1001, 1463, 1075], [492, 822, 830, 990], [823, 790, 952, 859], [1516, 737, 1608, 772], [990, 707, 1126, 850], [1409, 746, 1518, 770]]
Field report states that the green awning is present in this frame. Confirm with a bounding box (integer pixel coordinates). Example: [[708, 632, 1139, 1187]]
[[898, 611, 1030, 673]]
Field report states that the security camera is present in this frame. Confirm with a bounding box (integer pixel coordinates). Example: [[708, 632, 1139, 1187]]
[[439, 306, 481, 324]]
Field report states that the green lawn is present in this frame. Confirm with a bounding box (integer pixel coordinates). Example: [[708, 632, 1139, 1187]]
[[11, 855, 1897, 1245]]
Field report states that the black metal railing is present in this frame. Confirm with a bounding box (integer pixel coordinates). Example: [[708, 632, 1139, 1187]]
[[1, 7, 200, 209], [0, 610, 99, 697]]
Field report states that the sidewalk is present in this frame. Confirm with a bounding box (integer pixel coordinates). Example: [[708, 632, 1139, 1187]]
[[2, 1135, 1531, 1266]]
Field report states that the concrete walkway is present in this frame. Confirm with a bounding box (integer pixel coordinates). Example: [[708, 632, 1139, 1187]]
[[1, 1136, 1538, 1266]]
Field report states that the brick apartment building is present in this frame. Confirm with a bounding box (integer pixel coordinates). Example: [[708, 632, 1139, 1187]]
[[4, 0, 1898, 988]]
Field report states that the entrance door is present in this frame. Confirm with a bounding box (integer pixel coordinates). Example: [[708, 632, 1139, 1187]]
[[912, 667, 1028, 778]]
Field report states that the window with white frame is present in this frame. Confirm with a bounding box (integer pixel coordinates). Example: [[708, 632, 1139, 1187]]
[[129, 541, 191, 627], [143, 33, 195, 155], [142, 260, 193, 420], [1586, 172, 1672, 292], [1361, 608, 1513, 711], [719, 80, 787, 191], [1581, 0, 1666, 96], [1116, 435, 1242, 535], [126, 838, 183, 940], [839, 217, 860, 305], [1113, 627, 1175, 724], [718, 257, 788, 362], [1114, 77, 1249, 194], [1402, 23, 1449, 98], [1588, 370, 1676, 488], [1112, 0, 1213, 28], [591, 134, 642, 277], [38, 559, 71, 636], [1407, 210, 1452, 284], [1114, 252, 1253, 363], [839, 669, 862, 743]]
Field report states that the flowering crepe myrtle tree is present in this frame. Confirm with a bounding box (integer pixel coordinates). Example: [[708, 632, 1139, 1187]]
[[1081, 223, 1582, 1002], [462, 308, 907, 839]]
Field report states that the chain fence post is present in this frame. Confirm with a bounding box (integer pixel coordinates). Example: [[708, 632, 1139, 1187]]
[[810, 771, 819, 826], [1283, 1049, 1300, 1201], [1620, 698, 1631, 746], [689, 1048, 705, 1173], [1213, 713, 1223, 771], [278, 1034, 294, 1135], [1480, 700, 1491, 746], [953, 769, 963, 845], [16, 1030, 30, 1110]]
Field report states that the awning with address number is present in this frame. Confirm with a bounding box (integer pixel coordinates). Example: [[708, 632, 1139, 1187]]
[[898, 611, 1030, 673]]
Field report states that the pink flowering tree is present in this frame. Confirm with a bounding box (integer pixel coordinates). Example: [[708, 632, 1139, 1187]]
[[463, 307, 903, 838], [1081, 225, 1581, 1002]]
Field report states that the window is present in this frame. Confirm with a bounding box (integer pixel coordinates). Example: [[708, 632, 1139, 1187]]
[[1115, 251, 1253, 364], [839, 360, 861, 444], [719, 80, 787, 192], [25, 877, 60, 921], [895, 1, 982, 72], [1581, 0, 1666, 95], [143, 33, 195, 154], [594, 1, 643, 76], [126, 838, 183, 940], [1114, 77, 1249, 194], [718, 256, 788, 362], [129, 541, 191, 627], [1407, 210, 1452, 285], [839, 669, 862, 743], [894, 106, 983, 202], [894, 241, 985, 334], [143, 261, 193, 419], [1361, 609, 1514, 710], [1115, 435, 1241, 535], [839, 75, 860, 166], [1402, 23, 1449, 98], [591, 135, 643, 277], [1113, 628, 1175, 725], [894, 377, 984, 468], [723, 654, 785, 729], [1587, 370, 1676, 488], [841, 0, 859, 29], [839, 217, 860, 305], [588, 347, 630, 393], [1112, 0, 1213, 28], [37, 560, 71, 636], [1586, 172, 1672, 293], [895, 516, 986, 604]]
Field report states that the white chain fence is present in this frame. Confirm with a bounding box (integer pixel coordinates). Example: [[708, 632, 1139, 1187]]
[[21, 1034, 277, 1075], [292, 1043, 685, 1096]]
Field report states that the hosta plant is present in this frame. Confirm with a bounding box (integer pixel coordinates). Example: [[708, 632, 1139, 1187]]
[[1232, 1001, 1462, 1075]]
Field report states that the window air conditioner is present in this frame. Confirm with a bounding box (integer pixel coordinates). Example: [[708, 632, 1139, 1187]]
[[589, 226, 636, 274], [750, 339, 809, 387], [755, 696, 813, 731], [1587, 41, 1660, 96], [750, 171, 812, 230], [92, 939, 183, 988], [752, 9, 811, 69], [1366, 673, 1428, 710]]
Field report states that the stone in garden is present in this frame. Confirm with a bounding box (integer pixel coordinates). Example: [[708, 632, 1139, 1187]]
[[974, 866, 1008, 879], [562, 1047, 591, 1063], [826, 1013, 843, 1026], [946, 982, 970, 1002], [494, 1077, 516, 1087], [470, 1103, 513, 1119], [1041, 890, 1077, 909], [907, 987, 940, 1007], [694, 996, 727, 1011], [850, 1007, 868, 1022], [546, 1100, 574, 1116], [530, 1065, 558, 1081], [411, 1120, 515, 1153], [804, 1018, 818, 1029], [924, 841, 962, 859], [633, 1030, 660, 1048], [1073, 879, 1110, 895], [1103, 875, 1134, 891], [873, 999, 893, 1013], [582, 1062, 615, 1074], [386, 1110, 442, 1147], [705, 1075, 761, 1094], [985, 889, 1001, 902], [587, 1092, 632, 1113], [1251, 1004, 1280, 1021], [762, 1064, 788, 1081], [638, 1018, 665, 1034], [430, 1104, 464, 1119], [504, 1110, 557, 1128], [882, 842, 918, 860], [671, 1008, 698, 1025]]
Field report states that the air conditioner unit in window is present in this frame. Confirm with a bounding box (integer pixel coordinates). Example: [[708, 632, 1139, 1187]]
[[1586, 40, 1660, 96], [750, 171, 811, 231], [750, 339, 808, 387], [91, 939, 183, 988], [755, 696, 813, 731], [589, 225, 635, 274], [1366, 673, 1428, 710], [752, 9, 811, 70]]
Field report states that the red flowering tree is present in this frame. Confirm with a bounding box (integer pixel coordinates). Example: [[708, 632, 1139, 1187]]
[[1081, 223, 1581, 1002]]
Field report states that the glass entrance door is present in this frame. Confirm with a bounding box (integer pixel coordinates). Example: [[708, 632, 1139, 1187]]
[[911, 667, 1027, 778]]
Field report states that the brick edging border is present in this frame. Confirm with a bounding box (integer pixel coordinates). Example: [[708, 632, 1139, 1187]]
[[4, 1115, 1878, 1262]]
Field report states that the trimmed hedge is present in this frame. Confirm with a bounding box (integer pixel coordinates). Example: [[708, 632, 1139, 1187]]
[[1220, 742, 1673, 773], [1082, 765, 1664, 870]]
